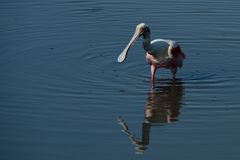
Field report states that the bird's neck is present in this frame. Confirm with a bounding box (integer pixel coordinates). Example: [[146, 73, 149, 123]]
[[142, 32, 152, 53]]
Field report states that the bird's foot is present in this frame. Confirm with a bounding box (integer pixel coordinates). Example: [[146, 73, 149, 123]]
[[171, 76, 177, 85], [150, 80, 155, 90]]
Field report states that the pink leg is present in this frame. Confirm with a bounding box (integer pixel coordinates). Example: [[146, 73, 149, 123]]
[[151, 65, 156, 88]]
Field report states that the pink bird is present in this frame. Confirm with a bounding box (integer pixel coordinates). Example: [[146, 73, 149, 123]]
[[117, 23, 186, 87]]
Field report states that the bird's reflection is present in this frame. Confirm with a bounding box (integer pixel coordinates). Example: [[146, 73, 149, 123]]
[[118, 80, 184, 154]]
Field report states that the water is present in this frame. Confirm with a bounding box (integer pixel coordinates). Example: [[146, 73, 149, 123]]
[[1, 0, 240, 159]]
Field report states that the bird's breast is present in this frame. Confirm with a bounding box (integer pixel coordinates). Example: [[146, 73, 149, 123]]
[[145, 52, 173, 68]]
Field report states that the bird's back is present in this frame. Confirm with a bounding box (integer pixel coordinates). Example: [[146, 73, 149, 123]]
[[146, 39, 184, 68], [150, 39, 170, 57]]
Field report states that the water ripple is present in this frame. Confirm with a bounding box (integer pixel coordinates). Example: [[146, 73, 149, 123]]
[[1, 0, 240, 159]]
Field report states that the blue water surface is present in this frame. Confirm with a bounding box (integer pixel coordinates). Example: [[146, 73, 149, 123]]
[[0, 0, 240, 159]]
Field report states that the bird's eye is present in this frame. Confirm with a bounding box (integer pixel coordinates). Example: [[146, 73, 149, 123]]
[[140, 28, 145, 32]]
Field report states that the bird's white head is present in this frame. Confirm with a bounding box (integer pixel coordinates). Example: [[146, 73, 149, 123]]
[[117, 23, 150, 63], [136, 23, 149, 34]]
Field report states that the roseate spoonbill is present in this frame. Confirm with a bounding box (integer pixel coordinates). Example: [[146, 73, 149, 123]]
[[117, 23, 185, 87]]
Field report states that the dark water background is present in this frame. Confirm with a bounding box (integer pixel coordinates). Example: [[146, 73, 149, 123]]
[[1, 0, 240, 159]]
